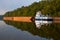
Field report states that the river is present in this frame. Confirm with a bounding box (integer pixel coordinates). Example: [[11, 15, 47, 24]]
[[0, 20, 60, 40]]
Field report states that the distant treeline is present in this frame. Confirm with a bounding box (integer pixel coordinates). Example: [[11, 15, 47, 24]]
[[4, 0, 60, 17], [0, 15, 3, 20]]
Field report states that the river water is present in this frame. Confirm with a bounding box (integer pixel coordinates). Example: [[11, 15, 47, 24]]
[[0, 20, 60, 40]]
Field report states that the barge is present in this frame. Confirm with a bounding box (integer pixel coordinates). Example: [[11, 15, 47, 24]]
[[31, 11, 53, 28]]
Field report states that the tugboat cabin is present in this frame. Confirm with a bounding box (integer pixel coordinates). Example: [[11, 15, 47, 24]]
[[35, 11, 53, 21]]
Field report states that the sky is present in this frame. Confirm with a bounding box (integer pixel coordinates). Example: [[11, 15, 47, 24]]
[[0, 0, 41, 15]]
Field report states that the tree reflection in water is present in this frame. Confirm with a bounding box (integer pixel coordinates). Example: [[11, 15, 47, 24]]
[[4, 20, 60, 40]]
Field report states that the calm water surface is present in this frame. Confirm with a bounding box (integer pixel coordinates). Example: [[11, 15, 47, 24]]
[[0, 20, 59, 40], [0, 20, 49, 40]]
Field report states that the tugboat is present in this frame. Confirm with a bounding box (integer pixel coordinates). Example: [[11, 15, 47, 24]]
[[31, 11, 53, 29], [31, 11, 53, 22], [35, 11, 53, 21]]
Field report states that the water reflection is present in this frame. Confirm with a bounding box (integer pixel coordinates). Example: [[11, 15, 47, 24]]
[[0, 21, 49, 40], [35, 20, 52, 29], [34, 11, 53, 29], [4, 20, 60, 40]]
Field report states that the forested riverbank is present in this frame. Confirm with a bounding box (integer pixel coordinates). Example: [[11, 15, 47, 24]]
[[0, 15, 3, 20], [3, 0, 60, 40], [4, 0, 60, 17]]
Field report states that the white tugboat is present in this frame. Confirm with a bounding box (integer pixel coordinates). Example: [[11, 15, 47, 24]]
[[32, 11, 53, 29]]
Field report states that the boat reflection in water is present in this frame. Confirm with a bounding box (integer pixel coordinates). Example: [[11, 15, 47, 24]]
[[35, 20, 52, 29], [33, 11, 53, 29]]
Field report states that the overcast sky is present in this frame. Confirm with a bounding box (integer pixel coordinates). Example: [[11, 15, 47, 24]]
[[0, 0, 41, 15]]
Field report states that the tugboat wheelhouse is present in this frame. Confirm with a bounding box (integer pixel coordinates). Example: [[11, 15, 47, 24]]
[[35, 11, 53, 21]]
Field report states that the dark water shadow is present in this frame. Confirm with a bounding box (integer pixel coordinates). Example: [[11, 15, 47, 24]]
[[4, 20, 60, 40]]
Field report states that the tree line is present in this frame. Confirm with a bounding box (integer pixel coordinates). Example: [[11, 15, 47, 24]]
[[4, 0, 60, 17]]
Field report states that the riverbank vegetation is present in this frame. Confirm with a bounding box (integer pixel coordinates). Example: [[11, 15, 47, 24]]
[[0, 15, 3, 20], [4, 0, 60, 17]]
